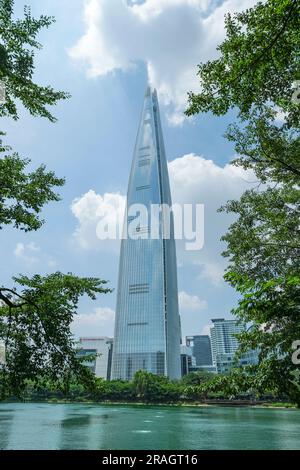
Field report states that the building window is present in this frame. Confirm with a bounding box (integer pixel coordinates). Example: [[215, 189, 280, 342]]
[[138, 159, 151, 167], [136, 225, 150, 234], [139, 145, 150, 151], [129, 283, 149, 294]]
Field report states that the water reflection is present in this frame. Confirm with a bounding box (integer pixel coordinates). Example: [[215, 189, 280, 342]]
[[59, 408, 115, 449], [0, 408, 14, 449]]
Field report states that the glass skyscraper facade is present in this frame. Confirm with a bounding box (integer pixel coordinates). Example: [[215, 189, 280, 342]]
[[186, 335, 213, 367], [210, 318, 243, 364], [210, 318, 259, 374], [111, 87, 182, 381]]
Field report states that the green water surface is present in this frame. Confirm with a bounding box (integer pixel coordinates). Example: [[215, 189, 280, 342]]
[[0, 403, 299, 450]]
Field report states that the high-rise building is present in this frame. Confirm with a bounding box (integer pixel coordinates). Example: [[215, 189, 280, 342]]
[[111, 87, 182, 381], [186, 335, 213, 367], [180, 345, 196, 376], [210, 318, 243, 366], [210, 318, 259, 374], [78, 337, 113, 380]]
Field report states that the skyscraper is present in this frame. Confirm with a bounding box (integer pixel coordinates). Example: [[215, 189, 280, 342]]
[[210, 318, 244, 374], [186, 335, 213, 367], [111, 87, 181, 381], [210, 319, 260, 374], [210, 318, 243, 364]]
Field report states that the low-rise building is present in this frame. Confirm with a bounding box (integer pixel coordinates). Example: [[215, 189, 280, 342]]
[[78, 337, 113, 380]]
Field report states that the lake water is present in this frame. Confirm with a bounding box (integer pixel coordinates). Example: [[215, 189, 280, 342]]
[[0, 403, 299, 450]]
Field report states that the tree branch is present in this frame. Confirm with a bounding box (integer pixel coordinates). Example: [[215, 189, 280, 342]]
[[0, 289, 29, 308], [0, 287, 72, 365], [238, 141, 300, 177], [187, 0, 298, 107]]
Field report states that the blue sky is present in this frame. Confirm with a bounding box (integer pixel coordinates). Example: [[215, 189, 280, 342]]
[[1, 0, 257, 340]]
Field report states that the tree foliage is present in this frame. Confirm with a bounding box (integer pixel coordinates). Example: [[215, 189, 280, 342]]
[[0, 0, 70, 230], [181, 370, 215, 386], [0, 140, 65, 231], [133, 370, 180, 402], [14, 368, 299, 406], [186, 0, 300, 401], [0, 273, 112, 398], [186, 0, 300, 125], [0, 0, 70, 121]]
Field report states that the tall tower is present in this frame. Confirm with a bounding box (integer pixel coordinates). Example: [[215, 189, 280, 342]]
[[111, 86, 181, 380]]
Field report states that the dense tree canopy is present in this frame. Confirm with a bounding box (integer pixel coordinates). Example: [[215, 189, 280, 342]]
[[186, 0, 300, 401], [16, 369, 297, 406], [181, 370, 215, 386], [186, 0, 300, 125], [0, 0, 70, 121], [0, 273, 112, 398]]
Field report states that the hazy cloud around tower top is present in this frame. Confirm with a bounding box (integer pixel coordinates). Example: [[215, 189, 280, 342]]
[[69, 0, 257, 125]]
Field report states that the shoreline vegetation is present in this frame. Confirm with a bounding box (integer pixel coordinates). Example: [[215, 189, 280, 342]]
[[1, 370, 298, 409], [1, 399, 296, 409]]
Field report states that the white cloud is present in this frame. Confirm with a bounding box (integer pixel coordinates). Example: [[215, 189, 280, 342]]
[[168, 153, 253, 201], [197, 261, 225, 286], [48, 259, 57, 268], [69, 0, 257, 124], [200, 323, 212, 336], [179, 290, 207, 311], [14, 242, 40, 264], [168, 153, 255, 284], [72, 307, 115, 338], [70, 153, 255, 286], [71, 190, 126, 251], [13, 242, 58, 270]]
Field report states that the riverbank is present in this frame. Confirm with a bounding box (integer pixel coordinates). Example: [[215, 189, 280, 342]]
[[3, 399, 297, 409]]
